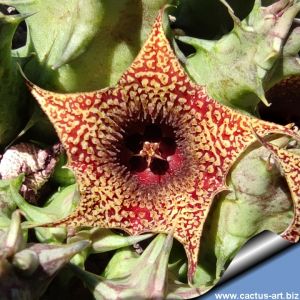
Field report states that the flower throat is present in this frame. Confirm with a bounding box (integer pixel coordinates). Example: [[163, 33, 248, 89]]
[[118, 121, 177, 176]]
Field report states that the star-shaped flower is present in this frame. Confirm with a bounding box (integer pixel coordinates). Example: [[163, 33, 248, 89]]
[[27, 11, 300, 282]]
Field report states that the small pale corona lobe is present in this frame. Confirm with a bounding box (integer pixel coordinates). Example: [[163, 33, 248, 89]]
[[27, 10, 300, 282]]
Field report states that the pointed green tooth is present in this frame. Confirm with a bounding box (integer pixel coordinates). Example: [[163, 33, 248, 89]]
[[10, 183, 79, 243], [271, 3, 300, 41], [69, 234, 173, 300], [51, 152, 76, 186], [3, 211, 25, 256], [0, 11, 33, 24], [70, 250, 89, 269], [12, 249, 39, 276], [264, 49, 280, 65], [265, 0, 293, 16], [69, 229, 153, 270], [168, 259, 184, 277], [92, 231, 154, 253], [0, 175, 23, 219], [129, 233, 172, 296], [269, 26, 300, 86], [69, 228, 153, 253], [218, 0, 241, 26], [179, 0, 300, 112], [272, 37, 282, 53], [103, 247, 139, 280], [258, 93, 271, 107], [5, 240, 91, 299], [177, 36, 215, 52], [35, 240, 90, 276]]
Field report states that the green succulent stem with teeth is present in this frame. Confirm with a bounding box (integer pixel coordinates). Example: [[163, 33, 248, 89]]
[[177, 0, 300, 113], [5, 0, 169, 92], [0, 176, 23, 220], [51, 152, 76, 186], [0, 0, 170, 141], [70, 233, 205, 300], [1, 1, 300, 299], [0, 211, 90, 299], [10, 183, 80, 243], [196, 136, 295, 282], [0, 12, 28, 147]]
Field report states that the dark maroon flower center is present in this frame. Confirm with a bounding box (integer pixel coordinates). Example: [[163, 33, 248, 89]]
[[119, 122, 177, 176]]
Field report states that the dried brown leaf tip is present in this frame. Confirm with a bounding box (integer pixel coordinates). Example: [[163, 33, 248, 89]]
[[27, 11, 300, 282]]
